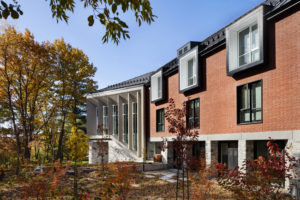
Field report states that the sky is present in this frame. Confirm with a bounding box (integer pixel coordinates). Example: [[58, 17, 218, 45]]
[[12, 0, 264, 89]]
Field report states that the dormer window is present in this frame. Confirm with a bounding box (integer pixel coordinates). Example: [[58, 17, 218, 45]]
[[226, 6, 264, 75], [179, 47, 198, 92], [151, 70, 163, 102]]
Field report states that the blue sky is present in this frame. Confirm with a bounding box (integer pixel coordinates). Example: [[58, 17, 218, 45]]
[[14, 0, 263, 89]]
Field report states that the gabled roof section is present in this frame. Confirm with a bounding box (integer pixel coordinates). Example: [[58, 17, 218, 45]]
[[98, 71, 154, 92]]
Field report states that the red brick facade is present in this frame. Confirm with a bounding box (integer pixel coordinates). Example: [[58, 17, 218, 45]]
[[150, 9, 300, 138]]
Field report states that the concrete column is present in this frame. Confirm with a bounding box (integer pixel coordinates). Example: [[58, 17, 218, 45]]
[[205, 140, 211, 167], [141, 87, 146, 160], [286, 139, 294, 190], [161, 145, 168, 164], [238, 140, 247, 171], [128, 93, 133, 150], [137, 91, 141, 157], [88, 140, 93, 164]]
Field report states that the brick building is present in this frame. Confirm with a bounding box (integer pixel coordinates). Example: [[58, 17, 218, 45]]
[[87, 0, 300, 173]]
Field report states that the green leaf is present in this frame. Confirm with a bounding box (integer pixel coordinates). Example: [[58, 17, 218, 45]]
[[119, 20, 128, 28], [98, 13, 105, 19], [88, 15, 94, 26], [112, 4, 117, 14], [2, 9, 9, 19], [17, 7, 23, 15], [108, 0, 113, 5], [11, 10, 19, 19], [1, 1, 7, 8]]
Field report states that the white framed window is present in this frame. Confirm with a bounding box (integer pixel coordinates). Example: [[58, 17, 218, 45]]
[[103, 106, 108, 134], [226, 5, 264, 75], [238, 23, 259, 67], [147, 142, 162, 160], [151, 70, 163, 102], [122, 103, 128, 144], [179, 47, 198, 92], [112, 105, 118, 136], [132, 102, 137, 151]]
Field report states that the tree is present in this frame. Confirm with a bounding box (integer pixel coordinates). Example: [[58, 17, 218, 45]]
[[67, 126, 89, 198], [0, 27, 55, 161], [0, 27, 97, 170], [0, 0, 156, 44], [52, 38, 97, 161], [162, 98, 200, 200]]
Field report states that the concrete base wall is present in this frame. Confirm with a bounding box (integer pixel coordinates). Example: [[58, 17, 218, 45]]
[[88, 140, 108, 164], [89, 136, 142, 164]]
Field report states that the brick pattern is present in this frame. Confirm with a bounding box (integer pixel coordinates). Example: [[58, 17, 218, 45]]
[[149, 10, 300, 138]]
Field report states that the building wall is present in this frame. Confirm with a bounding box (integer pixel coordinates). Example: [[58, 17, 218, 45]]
[[150, 10, 300, 138]]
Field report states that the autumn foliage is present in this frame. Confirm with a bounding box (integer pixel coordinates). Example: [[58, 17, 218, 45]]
[[216, 140, 299, 200], [19, 162, 70, 199], [81, 162, 136, 200]]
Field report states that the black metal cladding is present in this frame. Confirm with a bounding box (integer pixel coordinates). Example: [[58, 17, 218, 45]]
[[177, 41, 201, 58]]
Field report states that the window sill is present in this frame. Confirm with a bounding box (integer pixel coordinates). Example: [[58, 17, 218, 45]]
[[151, 96, 164, 103], [237, 121, 262, 125], [188, 127, 200, 130], [227, 59, 264, 76], [179, 83, 199, 93]]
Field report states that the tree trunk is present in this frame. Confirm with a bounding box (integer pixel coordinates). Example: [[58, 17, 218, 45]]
[[56, 118, 66, 161], [182, 167, 185, 200], [3, 47, 21, 175], [176, 167, 179, 200], [187, 170, 190, 200], [74, 162, 78, 198]]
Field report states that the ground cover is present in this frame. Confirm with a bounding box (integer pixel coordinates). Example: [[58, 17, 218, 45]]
[[0, 164, 234, 200]]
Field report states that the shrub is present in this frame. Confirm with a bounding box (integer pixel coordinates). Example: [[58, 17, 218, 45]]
[[19, 162, 69, 199], [81, 162, 136, 200], [216, 140, 299, 200]]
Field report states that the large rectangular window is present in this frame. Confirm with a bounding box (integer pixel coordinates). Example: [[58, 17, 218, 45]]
[[103, 106, 108, 134], [187, 98, 200, 129], [147, 142, 162, 160], [156, 108, 165, 132], [237, 80, 262, 124], [112, 105, 118, 136], [238, 24, 259, 67], [219, 141, 238, 170], [254, 140, 286, 159], [132, 102, 137, 151], [187, 59, 195, 86], [122, 103, 128, 143]]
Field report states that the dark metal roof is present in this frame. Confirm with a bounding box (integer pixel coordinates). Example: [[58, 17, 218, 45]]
[[97, 0, 295, 93], [98, 71, 154, 92]]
